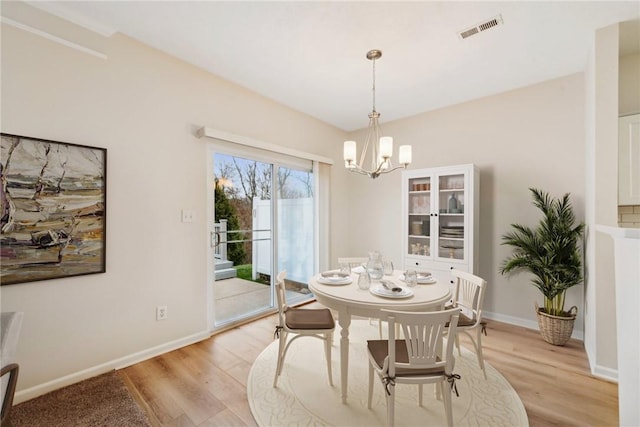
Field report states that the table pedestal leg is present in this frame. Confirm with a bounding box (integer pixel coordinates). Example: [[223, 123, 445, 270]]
[[338, 312, 351, 403]]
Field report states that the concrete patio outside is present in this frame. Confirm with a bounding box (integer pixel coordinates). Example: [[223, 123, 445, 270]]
[[214, 276, 311, 326]]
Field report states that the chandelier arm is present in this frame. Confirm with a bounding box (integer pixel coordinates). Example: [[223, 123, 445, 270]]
[[370, 113, 381, 171], [359, 115, 376, 168], [378, 164, 409, 175], [347, 162, 407, 179], [347, 164, 375, 177]]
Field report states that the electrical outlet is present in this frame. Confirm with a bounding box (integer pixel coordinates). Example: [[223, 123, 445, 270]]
[[156, 305, 168, 321]]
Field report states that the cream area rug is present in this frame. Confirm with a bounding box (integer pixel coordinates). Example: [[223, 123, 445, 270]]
[[248, 320, 528, 426]]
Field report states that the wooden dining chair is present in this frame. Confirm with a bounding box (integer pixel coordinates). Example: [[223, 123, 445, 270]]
[[273, 271, 335, 387], [367, 308, 461, 427], [446, 269, 488, 379]]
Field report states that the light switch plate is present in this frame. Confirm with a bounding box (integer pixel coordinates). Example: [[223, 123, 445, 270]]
[[181, 209, 194, 223]]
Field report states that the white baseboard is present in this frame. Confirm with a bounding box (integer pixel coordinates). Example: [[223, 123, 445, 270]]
[[583, 332, 619, 383], [483, 311, 584, 341], [14, 330, 211, 404], [591, 364, 618, 383]]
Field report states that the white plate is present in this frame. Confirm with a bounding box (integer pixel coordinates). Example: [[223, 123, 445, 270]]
[[399, 274, 437, 285], [369, 284, 414, 299], [317, 276, 352, 286]]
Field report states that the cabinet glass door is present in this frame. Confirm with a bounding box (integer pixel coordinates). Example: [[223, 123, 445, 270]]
[[407, 177, 433, 258], [437, 173, 465, 261]]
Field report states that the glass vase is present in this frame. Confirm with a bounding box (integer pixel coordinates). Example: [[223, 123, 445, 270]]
[[366, 251, 384, 281]]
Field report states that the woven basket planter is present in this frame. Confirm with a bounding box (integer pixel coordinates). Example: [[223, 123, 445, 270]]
[[535, 304, 578, 346]]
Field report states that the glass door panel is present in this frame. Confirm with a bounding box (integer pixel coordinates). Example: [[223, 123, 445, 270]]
[[407, 177, 432, 257], [276, 165, 315, 306], [212, 152, 273, 327], [437, 173, 465, 261]]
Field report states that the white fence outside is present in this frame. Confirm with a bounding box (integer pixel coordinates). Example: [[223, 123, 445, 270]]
[[213, 219, 228, 261], [253, 198, 314, 284]]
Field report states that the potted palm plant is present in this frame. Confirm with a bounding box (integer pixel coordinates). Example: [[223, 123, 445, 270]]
[[500, 188, 585, 346]]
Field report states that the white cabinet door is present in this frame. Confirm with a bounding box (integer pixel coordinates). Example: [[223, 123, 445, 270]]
[[619, 114, 640, 205]]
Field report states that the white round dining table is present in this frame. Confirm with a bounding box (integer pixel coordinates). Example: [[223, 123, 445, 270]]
[[308, 270, 452, 403]]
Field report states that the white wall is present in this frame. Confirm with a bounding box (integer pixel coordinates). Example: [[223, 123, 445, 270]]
[[0, 9, 350, 401], [584, 23, 620, 380], [345, 74, 587, 333]]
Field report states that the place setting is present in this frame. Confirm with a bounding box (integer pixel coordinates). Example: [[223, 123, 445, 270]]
[[316, 270, 352, 285], [369, 279, 414, 299], [399, 270, 437, 285], [352, 261, 418, 299]]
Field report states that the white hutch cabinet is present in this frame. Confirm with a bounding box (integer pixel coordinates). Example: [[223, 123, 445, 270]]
[[401, 164, 479, 286]]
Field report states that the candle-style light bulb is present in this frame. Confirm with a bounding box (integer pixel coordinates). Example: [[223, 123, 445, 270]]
[[399, 145, 412, 165], [343, 141, 356, 166], [379, 137, 393, 158]]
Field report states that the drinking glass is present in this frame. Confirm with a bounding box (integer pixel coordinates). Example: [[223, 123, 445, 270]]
[[366, 251, 384, 280], [405, 270, 418, 287], [383, 260, 394, 276], [339, 263, 351, 275], [356, 272, 371, 290]]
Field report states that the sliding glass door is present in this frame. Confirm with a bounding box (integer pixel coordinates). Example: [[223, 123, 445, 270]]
[[276, 165, 316, 306], [210, 148, 316, 329]]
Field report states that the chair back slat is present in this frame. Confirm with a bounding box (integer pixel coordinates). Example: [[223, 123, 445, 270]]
[[385, 309, 460, 376], [402, 323, 443, 362]]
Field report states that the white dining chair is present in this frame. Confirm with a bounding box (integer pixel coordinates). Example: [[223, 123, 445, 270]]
[[337, 257, 368, 270], [367, 308, 461, 427], [446, 269, 488, 379], [273, 271, 335, 387]]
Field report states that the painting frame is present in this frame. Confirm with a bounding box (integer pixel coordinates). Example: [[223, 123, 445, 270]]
[[1, 133, 107, 285]]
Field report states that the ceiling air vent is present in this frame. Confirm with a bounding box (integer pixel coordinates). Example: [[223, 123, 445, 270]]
[[458, 14, 503, 40]]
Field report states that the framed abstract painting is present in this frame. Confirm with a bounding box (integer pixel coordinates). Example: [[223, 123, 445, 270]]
[[1, 133, 107, 285]]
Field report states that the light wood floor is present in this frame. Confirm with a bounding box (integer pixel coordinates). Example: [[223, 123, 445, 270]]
[[118, 304, 618, 427]]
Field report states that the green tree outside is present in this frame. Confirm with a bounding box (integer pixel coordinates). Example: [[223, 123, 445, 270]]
[[214, 180, 246, 265]]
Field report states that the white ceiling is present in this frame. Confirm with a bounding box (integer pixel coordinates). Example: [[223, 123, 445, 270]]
[[32, 1, 640, 131]]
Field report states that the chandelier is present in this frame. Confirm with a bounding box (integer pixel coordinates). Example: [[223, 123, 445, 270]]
[[343, 49, 411, 179]]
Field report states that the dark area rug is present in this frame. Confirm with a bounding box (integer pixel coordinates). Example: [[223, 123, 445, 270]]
[[10, 370, 151, 427]]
